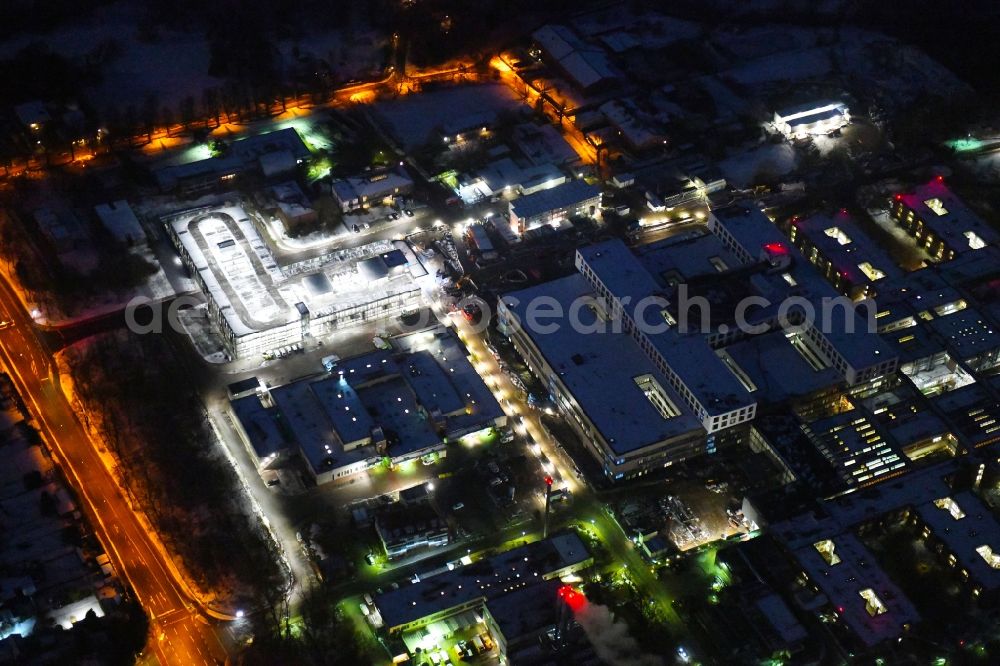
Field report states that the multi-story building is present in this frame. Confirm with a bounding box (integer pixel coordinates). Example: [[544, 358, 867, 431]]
[[907, 490, 1000, 604], [708, 206, 898, 386], [155, 127, 310, 193], [890, 177, 999, 262], [500, 204, 897, 482], [499, 273, 708, 481], [331, 167, 414, 212], [375, 531, 592, 638], [800, 408, 907, 489], [166, 203, 424, 359], [508, 179, 602, 233], [786, 211, 901, 300], [229, 327, 505, 484], [786, 530, 918, 648]]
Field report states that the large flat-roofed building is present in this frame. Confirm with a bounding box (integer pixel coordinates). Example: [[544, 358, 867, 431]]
[[720, 330, 843, 406], [787, 211, 902, 300], [911, 491, 1000, 603], [500, 274, 705, 481], [709, 205, 898, 386], [230, 391, 287, 469], [930, 382, 1000, 449], [155, 127, 310, 193], [800, 409, 907, 489], [789, 531, 918, 647], [574, 239, 757, 433], [874, 267, 1000, 391], [500, 204, 899, 481], [499, 237, 755, 481], [94, 200, 145, 246], [375, 531, 591, 635], [455, 158, 566, 204], [166, 203, 424, 359], [228, 326, 505, 484], [509, 179, 602, 233], [773, 101, 850, 140], [891, 178, 1000, 262]]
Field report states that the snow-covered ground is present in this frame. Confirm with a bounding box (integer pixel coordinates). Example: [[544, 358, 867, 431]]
[[708, 24, 969, 105], [696, 75, 749, 121], [727, 47, 832, 85], [812, 133, 845, 156], [714, 25, 823, 60], [278, 29, 387, 82], [720, 143, 798, 188], [0, 3, 222, 114], [0, 2, 385, 114], [373, 84, 521, 150]]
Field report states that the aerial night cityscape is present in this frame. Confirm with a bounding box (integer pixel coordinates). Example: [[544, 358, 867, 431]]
[[4, 2, 1000, 666]]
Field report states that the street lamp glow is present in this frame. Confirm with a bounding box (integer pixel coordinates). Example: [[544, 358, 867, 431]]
[[236, 609, 245, 619]]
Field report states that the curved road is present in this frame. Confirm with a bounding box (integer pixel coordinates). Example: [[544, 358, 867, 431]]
[[0, 276, 229, 665]]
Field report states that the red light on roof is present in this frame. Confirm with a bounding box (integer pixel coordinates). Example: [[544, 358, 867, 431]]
[[837, 606, 845, 614], [763, 242, 788, 254], [893, 194, 903, 202], [558, 585, 586, 612], [839, 207, 849, 215], [935, 174, 945, 183]]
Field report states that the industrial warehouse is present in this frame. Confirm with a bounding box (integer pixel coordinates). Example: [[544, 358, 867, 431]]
[[229, 326, 506, 484]]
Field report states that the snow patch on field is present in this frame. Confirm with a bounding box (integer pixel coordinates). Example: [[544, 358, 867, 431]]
[[720, 143, 798, 187], [0, 3, 222, 112], [727, 47, 832, 85]]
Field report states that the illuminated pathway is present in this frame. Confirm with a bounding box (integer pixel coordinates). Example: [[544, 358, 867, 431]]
[[0, 275, 229, 665], [444, 305, 695, 648]]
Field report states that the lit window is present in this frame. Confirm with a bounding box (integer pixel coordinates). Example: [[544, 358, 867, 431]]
[[934, 497, 966, 520], [934, 300, 967, 316], [813, 539, 841, 565], [782, 273, 797, 286], [924, 198, 948, 216], [976, 545, 1000, 569], [823, 227, 852, 245], [965, 231, 986, 249], [857, 262, 886, 281], [859, 588, 888, 616]]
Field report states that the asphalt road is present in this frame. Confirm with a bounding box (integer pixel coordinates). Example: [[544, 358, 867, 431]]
[[0, 275, 229, 666]]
